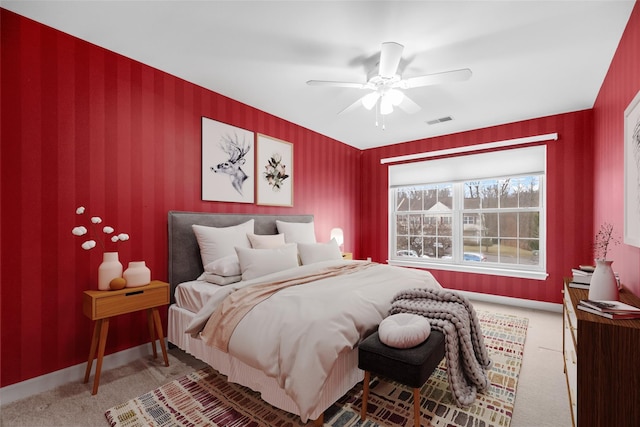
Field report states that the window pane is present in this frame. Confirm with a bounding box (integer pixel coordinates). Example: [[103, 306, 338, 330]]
[[438, 215, 452, 237], [396, 214, 408, 235], [501, 178, 518, 208], [518, 212, 539, 238], [499, 212, 518, 237], [409, 214, 422, 235], [409, 189, 423, 211], [463, 213, 482, 246], [518, 176, 540, 208], [439, 185, 453, 209], [424, 187, 438, 210], [518, 239, 540, 265], [464, 182, 481, 208], [396, 235, 409, 255], [410, 236, 423, 257], [482, 213, 498, 239], [481, 179, 499, 208], [498, 238, 518, 264], [396, 190, 410, 211]]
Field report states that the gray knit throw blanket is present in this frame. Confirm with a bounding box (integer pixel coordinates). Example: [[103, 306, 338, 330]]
[[389, 288, 492, 407]]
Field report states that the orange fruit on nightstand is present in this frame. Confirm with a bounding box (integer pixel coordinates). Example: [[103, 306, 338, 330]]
[[109, 277, 127, 290]]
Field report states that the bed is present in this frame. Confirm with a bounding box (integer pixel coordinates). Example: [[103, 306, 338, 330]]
[[166, 211, 442, 424]]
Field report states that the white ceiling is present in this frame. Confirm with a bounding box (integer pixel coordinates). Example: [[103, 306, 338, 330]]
[[3, 1, 635, 150]]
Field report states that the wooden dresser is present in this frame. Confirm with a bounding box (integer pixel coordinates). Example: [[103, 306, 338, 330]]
[[562, 280, 640, 426]]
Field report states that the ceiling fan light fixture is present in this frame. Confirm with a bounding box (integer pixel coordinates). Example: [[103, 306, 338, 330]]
[[362, 92, 380, 110], [387, 88, 404, 106], [380, 97, 393, 115]]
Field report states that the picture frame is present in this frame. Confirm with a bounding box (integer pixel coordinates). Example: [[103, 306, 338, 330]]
[[201, 117, 255, 203], [624, 89, 640, 247], [256, 134, 293, 207]]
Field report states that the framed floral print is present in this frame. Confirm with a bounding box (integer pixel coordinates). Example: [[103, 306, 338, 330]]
[[201, 117, 254, 203], [256, 134, 293, 207], [624, 90, 640, 247]]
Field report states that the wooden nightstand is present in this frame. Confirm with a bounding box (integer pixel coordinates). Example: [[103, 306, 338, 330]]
[[342, 252, 353, 260], [83, 280, 170, 394]]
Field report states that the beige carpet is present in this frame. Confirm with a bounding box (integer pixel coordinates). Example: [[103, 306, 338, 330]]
[[0, 300, 572, 427], [0, 350, 208, 427]]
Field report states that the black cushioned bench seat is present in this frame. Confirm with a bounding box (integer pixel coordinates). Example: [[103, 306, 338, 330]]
[[358, 330, 446, 427]]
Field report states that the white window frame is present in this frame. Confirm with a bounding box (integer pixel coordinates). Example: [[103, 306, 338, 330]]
[[387, 145, 548, 281]]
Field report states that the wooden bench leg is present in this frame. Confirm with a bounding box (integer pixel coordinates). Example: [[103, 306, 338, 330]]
[[360, 370, 371, 420], [413, 387, 421, 427]]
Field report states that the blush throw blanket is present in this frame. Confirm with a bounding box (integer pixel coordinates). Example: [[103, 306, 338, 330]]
[[389, 288, 492, 407]]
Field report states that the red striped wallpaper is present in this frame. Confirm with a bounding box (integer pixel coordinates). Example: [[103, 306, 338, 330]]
[[593, 0, 640, 296], [359, 110, 596, 304], [0, 10, 359, 387], [2, 2, 639, 389]]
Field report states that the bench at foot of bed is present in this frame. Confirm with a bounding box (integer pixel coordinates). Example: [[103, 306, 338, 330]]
[[358, 330, 446, 427]]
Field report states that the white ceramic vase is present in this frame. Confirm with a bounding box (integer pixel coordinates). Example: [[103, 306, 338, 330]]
[[98, 252, 123, 291], [588, 259, 619, 301], [123, 261, 151, 287]]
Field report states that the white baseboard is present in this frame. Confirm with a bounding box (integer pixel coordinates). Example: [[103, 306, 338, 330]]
[[460, 290, 563, 313], [0, 341, 164, 406]]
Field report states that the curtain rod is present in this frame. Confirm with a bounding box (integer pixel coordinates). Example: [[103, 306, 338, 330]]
[[380, 132, 558, 165]]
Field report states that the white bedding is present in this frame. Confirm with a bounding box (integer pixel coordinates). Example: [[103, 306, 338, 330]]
[[185, 259, 442, 422], [173, 279, 225, 313], [168, 304, 362, 421]]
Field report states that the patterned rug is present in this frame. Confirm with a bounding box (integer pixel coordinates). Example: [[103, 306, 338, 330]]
[[105, 310, 528, 427]]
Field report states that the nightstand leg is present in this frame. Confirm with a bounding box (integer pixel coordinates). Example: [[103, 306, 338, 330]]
[[147, 309, 158, 359], [152, 308, 169, 367], [92, 318, 110, 395], [84, 320, 101, 384]]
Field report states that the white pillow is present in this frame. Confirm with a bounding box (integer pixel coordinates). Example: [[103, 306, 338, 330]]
[[203, 255, 241, 277], [192, 220, 254, 267], [247, 233, 286, 249], [297, 239, 343, 265], [378, 313, 431, 349], [276, 220, 316, 244], [235, 244, 299, 281]]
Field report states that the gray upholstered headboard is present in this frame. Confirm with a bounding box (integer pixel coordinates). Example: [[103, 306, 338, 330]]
[[167, 211, 314, 303]]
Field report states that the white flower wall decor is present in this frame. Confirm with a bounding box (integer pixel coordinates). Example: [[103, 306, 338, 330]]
[[72, 206, 129, 251]]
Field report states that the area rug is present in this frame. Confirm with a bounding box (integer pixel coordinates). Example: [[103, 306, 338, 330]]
[[105, 310, 528, 427]]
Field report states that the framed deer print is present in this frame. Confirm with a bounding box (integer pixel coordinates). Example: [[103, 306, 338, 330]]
[[256, 134, 293, 207], [624, 89, 640, 247], [202, 117, 255, 203]]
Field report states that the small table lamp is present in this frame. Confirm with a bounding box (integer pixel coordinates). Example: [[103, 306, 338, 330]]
[[330, 227, 344, 250]]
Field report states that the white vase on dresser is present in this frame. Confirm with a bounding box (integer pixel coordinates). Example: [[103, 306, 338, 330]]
[[587, 259, 618, 300]]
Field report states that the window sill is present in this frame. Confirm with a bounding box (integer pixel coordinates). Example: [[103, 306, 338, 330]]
[[387, 259, 548, 281]]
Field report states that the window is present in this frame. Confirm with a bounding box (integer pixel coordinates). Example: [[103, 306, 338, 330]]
[[388, 145, 547, 280]]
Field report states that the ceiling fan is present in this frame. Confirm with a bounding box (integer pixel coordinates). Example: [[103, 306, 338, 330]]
[[307, 42, 472, 120]]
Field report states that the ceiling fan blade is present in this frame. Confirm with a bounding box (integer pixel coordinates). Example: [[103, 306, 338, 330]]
[[399, 68, 472, 89], [396, 93, 421, 114], [306, 80, 369, 89], [378, 42, 404, 78], [337, 95, 369, 115]]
